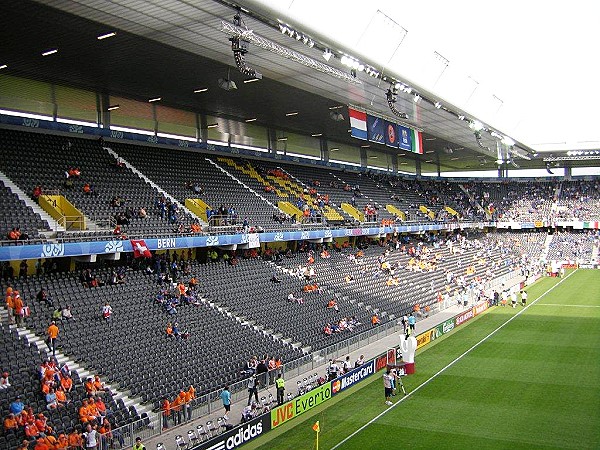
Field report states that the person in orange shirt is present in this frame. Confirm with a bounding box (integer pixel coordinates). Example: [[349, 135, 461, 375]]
[[34, 437, 50, 450], [25, 421, 40, 439], [95, 396, 107, 419], [184, 386, 195, 421], [35, 413, 52, 435], [79, 399, 95, 424], [84, 401, 99, 426], [92, 375, 104, 393], [176, 390, 188, 423], [161, 397, 171, 429], [56, 433, 68, 450], [68, 428, 83, 449], [166, 323, 173, 338], [371, 314, 381, 326], [18, 407, 34, 427], [84, 378, 96, 396], [42, 434, 58, 450], [46, 321, 59, 356], [60, 374, 73, 393], [13, 293, 24, 327], [5, 287, 15, 324], [4, 413, 18, 432], [170, 393, 182, 425], [55, 387, 68, 406]]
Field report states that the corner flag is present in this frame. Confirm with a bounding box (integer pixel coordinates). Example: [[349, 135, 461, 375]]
[[312, 421, 320, 433]]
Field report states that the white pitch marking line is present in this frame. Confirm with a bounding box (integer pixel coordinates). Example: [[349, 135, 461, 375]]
[[535, 304, 600, 308], [331, 270, 578, 450]]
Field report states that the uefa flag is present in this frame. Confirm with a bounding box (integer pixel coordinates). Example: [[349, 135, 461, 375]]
[[397, 125, 412, 151], [367, 114, 385, 144], [384, 120, 399, 148], [312, 421, 320, 433]]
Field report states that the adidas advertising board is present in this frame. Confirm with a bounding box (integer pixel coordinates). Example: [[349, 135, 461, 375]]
[[331, 360, 376, 395], [192, 414, 269, 450]]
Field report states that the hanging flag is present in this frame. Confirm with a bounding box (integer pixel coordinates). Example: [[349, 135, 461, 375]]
[[312, 421, 320, 433], [384, 120, 399, 148], [348, 108, 367, 140], [397, 125, 412, 151], [367, 114, 385, 144], [130, 239, 152, 258], [411, 129, 423, 154]]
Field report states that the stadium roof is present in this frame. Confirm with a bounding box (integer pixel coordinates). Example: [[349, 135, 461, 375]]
[[2, 0, 598, 173]]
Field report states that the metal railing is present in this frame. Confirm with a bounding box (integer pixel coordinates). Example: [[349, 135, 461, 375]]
[[103, 319, 400, 444]]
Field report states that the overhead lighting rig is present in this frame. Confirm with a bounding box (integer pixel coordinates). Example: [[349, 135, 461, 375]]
[[229, 13, 262, 80], [385, 86, 409, 119], [220, 20, 361, 84]]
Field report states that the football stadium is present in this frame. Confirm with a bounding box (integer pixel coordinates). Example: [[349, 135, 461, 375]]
[[0, 2, 599, 450]]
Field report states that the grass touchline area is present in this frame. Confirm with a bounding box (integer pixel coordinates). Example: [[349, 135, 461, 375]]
[[330, 270, 578, 450], [246, 269, 600, 450]]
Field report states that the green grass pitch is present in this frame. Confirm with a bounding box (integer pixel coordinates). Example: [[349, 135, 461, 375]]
[[245, 269, 600, 450]]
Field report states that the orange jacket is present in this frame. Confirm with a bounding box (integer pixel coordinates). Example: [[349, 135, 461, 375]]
[[47, 324, 59, 339]]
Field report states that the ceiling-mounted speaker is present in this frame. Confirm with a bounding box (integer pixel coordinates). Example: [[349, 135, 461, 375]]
[[218, 78, 237, 91]]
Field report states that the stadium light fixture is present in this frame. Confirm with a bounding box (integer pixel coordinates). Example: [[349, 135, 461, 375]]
[[386, 87, 409, 119], [97, 32, 117, 40], [229, 13, 262, 80], [0, 64, 7, 70], [220, 20, 360, 84], [42, 49, 58, 56]]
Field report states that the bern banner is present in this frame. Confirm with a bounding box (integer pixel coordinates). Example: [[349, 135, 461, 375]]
[[366, 114, 384, 144], [348, 107, 368, 140], [397, 124, 413, 151], [384, 120, 399, 148]]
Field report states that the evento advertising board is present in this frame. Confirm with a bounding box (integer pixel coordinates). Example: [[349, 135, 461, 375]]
[[191, 413, 269, 450], [270, 383, 331, 429], [331, 360, 376, 395]]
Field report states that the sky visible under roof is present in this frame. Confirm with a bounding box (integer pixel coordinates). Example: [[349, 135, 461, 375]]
[[254, 0, 600, 152]]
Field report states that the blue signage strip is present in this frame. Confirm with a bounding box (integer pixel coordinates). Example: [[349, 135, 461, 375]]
[[0, 223, 495, 261]]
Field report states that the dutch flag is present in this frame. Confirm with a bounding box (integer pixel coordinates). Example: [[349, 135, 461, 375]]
[[349, 107, 367, 140]]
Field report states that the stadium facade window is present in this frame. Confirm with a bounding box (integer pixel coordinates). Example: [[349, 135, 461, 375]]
[[110, 96, 155, 132], [55, 85, 97, 124], [330, 158, 361, 167], [109, 125, 155, 136], [286, 151, 321, 160], [571, 167, 600, 176], [230, 143, 269, 152], [57, 118, 99, 127], [156, 105, 197, 139], [0, 75, 54, 117], [156, 132, 197, 142]]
